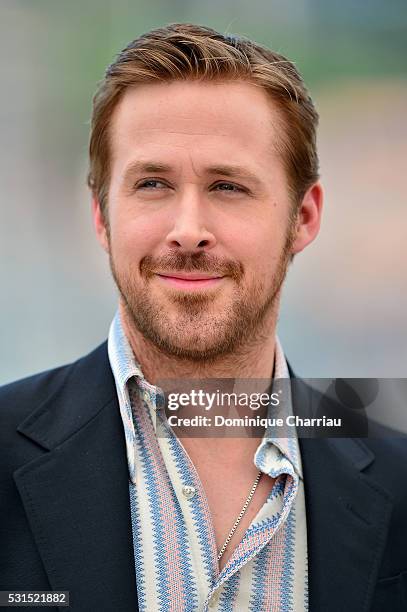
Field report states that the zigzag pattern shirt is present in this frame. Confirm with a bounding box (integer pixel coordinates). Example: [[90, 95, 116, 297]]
[[108, 311, 308, 611]]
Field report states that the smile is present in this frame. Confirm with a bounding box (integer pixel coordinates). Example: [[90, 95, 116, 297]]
[[155, 273, 225, 290]]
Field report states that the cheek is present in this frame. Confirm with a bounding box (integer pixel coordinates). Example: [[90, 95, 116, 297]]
[[224, 220, 284, 267], [109, 212, 166, 261]]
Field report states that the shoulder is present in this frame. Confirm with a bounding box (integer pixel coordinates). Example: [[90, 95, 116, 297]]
[[0, 341, 109, 436], [0, 362, 76, 486], [362, 437, 407, 496], [0, 364, 73, 429]]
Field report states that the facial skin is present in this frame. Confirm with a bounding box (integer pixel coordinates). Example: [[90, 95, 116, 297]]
[[93, 80, 323, 378]]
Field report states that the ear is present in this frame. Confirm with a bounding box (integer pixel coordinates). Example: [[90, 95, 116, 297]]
[[291, 181, 324, 255], [91, 196, 110, 253]]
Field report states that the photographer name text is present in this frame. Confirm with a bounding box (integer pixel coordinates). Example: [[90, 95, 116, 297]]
[[167, 414, 342, 428]]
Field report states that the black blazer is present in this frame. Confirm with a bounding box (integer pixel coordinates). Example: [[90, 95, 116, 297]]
[[1, 342, 407, 611]]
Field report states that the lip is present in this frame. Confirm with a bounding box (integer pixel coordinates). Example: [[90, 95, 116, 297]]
[[155, 272, 225, 290], [157, 272, 223, 280]]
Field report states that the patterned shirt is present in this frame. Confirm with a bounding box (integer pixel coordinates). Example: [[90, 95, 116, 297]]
[[108, 311, 308, 611]]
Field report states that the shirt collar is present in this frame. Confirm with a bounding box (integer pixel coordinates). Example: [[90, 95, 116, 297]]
[[108, 310, 145, 395], [108, 309, 303, 480], [259, 335, 303, 480]]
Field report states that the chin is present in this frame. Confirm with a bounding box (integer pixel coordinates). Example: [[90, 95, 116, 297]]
[[148, 321, 245, 362]]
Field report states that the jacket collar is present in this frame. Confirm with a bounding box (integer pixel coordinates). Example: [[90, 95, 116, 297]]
[[292, 376, 393, 612], [14, 342, 138, 611]]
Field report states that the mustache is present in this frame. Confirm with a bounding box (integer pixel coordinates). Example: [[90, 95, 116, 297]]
[[140, 252, 244, 282]]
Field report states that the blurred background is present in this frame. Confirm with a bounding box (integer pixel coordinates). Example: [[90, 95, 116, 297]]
[[1, 0, 406, 384]]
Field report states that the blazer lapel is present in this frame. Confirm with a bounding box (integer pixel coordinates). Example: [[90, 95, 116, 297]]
[[294, 380, 393, 612], [13, 343, 138, 611]]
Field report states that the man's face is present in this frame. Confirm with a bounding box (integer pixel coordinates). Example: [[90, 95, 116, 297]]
[[96, 81, 306, 361]]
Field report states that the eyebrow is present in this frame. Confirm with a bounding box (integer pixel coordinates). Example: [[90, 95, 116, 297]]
[[122, 161, 264, 188]]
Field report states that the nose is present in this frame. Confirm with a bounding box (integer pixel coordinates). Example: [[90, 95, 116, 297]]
[[165, 190, 217, 251]]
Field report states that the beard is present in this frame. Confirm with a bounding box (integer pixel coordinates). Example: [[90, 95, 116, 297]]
[[108, 228, 295, 363]]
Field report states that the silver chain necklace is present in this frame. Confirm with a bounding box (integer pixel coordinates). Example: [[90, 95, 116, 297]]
[[217, 470, 263, 562]]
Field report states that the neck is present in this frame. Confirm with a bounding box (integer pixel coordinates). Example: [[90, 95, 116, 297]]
[[119, 302, 278, 384]]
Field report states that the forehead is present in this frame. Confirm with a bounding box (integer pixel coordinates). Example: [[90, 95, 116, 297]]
[[109, 80, 283, 172]]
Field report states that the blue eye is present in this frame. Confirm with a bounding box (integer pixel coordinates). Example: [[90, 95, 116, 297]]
[[214, 182, 245, 193], [134, 180, 247, 194], [137, 179, 167, 189]]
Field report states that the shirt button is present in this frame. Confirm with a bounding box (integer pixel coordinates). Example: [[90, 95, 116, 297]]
[[208, 592, 219, 607], [182, 485, 196, 499]]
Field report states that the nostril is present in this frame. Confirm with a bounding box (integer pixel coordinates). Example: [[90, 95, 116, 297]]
[[198, 240, 209, 247]]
